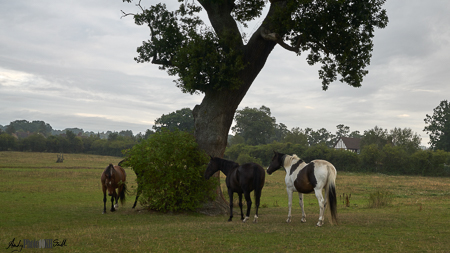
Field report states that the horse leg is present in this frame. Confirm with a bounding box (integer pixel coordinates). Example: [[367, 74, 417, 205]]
[[315, 189, 325, 227], [253, 190, 261, 223], [242, 191, 252, 223], [114, 190, 119, 209], [110, 190, 117, 212], [132, 185, 142, 209], [298, 193, 306, 223], [286, 189, 293, 223], [227, 189, 234, 222], [102, 186, 107, 214], [238, 193, 244, 221]]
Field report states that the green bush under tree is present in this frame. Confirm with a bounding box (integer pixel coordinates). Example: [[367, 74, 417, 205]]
[[122, 130, 216, 212]]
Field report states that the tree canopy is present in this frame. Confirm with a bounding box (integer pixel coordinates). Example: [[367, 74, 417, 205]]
[[232, 105, 276, 145], [123, 0, 388, 93], [424, 100, 450, 151]]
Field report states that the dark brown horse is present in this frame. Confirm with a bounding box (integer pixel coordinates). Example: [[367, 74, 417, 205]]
[[101, 164, 127, 214], [204, 157, 265, 223]]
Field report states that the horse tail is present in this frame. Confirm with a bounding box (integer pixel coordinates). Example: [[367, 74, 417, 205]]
[[253, 164, 263, 197], [119, 182, 127, 206], [327, 164, 338, 225]]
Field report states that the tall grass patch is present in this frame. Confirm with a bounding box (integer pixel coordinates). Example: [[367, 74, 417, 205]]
[[367, 189, 394, 208]]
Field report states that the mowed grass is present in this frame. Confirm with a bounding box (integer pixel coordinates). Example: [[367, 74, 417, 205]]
[[1, 151, 450, 252]]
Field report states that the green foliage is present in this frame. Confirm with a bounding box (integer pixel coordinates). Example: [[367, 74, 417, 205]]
[[6, 119, 53, 136], [236, 153, 262, 166], [381, 145, 409, 174], [232, 106, 276, 145], [277, 0, 388, 90], [153, 108, 195, 133], [228, 134, 245, 146], [424, 100, 450, 151], [283, 127, 308, 146], [327, 149, 360, 172], [0, 133, 17, 151], [388, 127, 421, 155], [302, 143, 333, 162], [361, 126, 389, 149], [225, 142, 307, 166], [19, 133, 47, 152], [124, 0, 388, 93], [123, 130, 216, 212], [360, 144, 384, 172]]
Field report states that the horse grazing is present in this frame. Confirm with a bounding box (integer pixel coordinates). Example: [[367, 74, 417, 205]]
[[101, 164, 127, 214], [204, 157, 265, 223], [267, 151, 337, 226]]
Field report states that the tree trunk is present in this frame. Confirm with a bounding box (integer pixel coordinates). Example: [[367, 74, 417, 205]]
[[194, 1, 281, 215], [193, 90, 243, 215], [194, 35, 277, 215]]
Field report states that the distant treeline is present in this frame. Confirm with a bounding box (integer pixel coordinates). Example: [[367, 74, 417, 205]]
[[0, 120, 152, 157], [2, 115, 450, 177], [225, 142, 450, 177]]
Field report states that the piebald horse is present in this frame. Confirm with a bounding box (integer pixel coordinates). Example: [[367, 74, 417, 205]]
[[204, 157, 265, 223], [267, 151, 337, 226], [101, 164, 127, 214]]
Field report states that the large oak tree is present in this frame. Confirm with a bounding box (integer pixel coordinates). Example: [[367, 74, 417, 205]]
[[121, 0, 388, 211]]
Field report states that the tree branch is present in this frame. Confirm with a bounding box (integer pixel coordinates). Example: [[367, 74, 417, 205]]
[[260, 27, 300, 53]]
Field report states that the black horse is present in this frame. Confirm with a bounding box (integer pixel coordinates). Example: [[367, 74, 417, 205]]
[[204, 157, 265, 223]]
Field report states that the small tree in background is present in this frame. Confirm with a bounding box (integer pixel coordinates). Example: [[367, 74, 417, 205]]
[[424, 100, 450, 152], [123, 130, 216, 212]]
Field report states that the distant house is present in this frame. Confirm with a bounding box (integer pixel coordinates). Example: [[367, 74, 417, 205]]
[[334, 137, 361, 154]]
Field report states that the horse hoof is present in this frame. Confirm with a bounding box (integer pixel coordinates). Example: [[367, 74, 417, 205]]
[[243, 217, 249, 223], [301, 219, 307, 223], [316, 221, 323, 227]]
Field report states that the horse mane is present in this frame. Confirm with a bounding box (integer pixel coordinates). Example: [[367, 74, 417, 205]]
[[105, 164, 114, 179], [284, 154, 303, 168], [216, 157, 239, 170]]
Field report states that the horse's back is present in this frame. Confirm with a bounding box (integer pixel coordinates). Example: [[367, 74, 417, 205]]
[[310, 159, 337, 186], [238, 163, 265, 191], [114, 165, 127, 182], [311, 160, 336, 175]]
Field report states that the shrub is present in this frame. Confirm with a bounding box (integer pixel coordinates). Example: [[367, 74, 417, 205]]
[[302, 143, 332, 162], [236, 153, 262, 165], [360, 144, 384, 173], [327, 149, 360, 172], [123, 130, 216, 212]]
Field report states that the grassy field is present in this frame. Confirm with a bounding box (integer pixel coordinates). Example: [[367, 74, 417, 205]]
[[1, 151, 450, 252]]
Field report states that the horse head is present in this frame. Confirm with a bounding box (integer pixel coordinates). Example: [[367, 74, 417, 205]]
[[267, 151, 285, 175], [204, 156, 219, 180], [104, 164, 116, 196]]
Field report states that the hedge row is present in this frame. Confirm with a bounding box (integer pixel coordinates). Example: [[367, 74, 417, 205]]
[[225, 142, 450, 177]]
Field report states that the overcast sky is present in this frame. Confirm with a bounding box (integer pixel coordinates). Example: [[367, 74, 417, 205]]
[[1, 1, 449, 147]]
